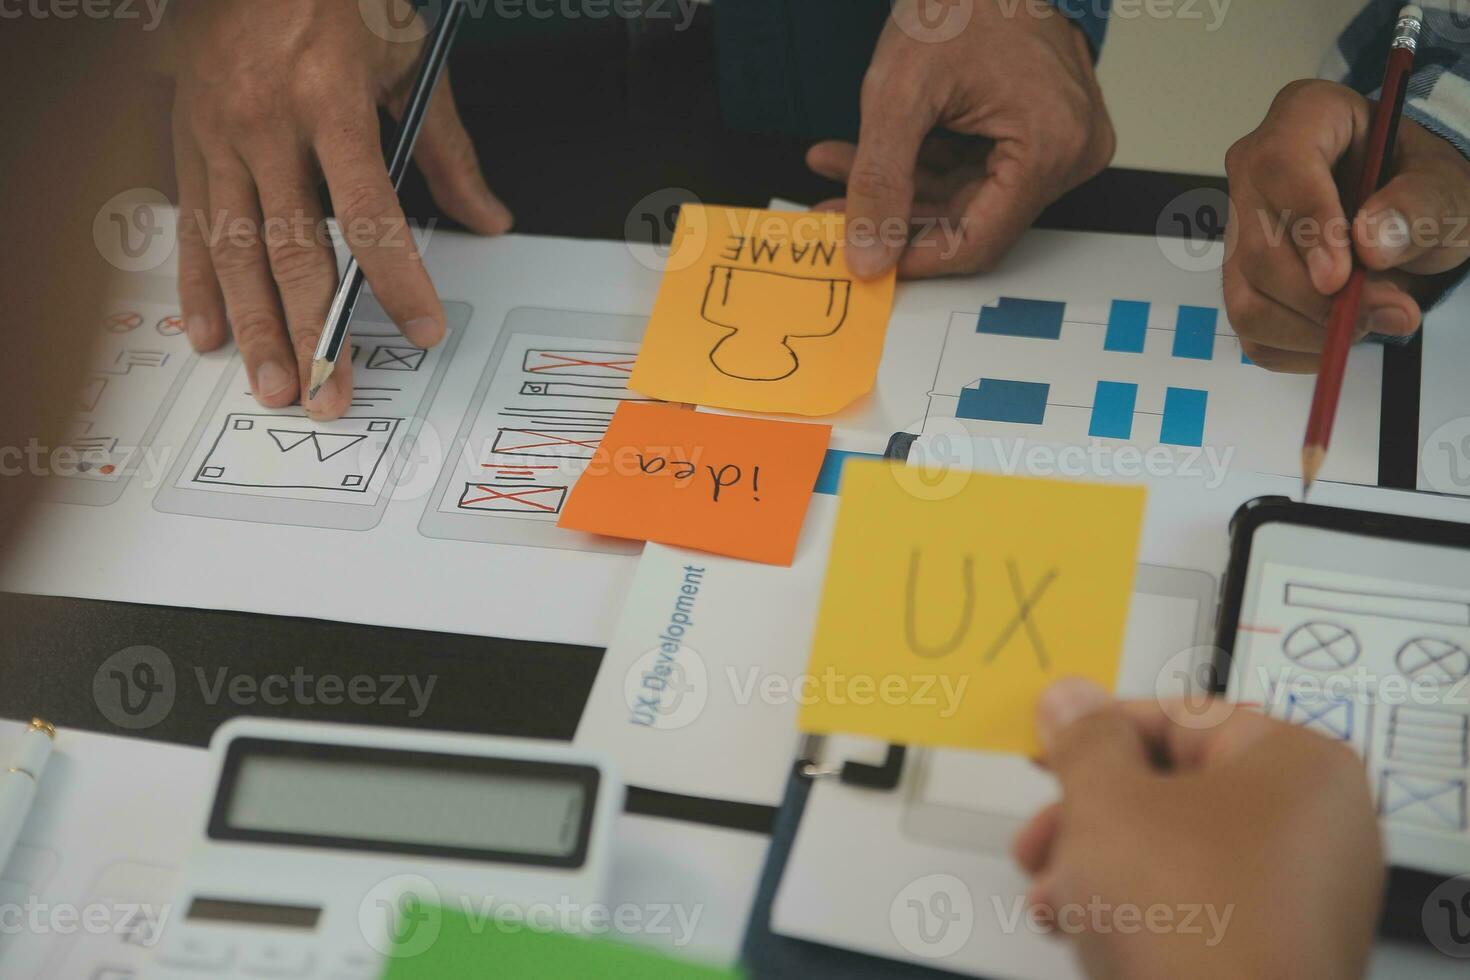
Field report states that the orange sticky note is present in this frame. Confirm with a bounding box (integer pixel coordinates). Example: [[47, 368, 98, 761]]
[[628, 205, 897, 416], [557, 403, 831, 565]]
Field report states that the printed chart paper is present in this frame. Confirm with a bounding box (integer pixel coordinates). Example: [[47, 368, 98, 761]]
[[558, 403, 831, 565], [629, 206, 896, 416], [799, 460, 1146, 755], [918, 294, 1380, 484]]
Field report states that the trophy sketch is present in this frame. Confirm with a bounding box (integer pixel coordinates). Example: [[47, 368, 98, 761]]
[[700, 265, 852, 381]]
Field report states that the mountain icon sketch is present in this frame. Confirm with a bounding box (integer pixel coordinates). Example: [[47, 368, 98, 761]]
[[266, 428, 368, 462], [701, 265, 852, 381]]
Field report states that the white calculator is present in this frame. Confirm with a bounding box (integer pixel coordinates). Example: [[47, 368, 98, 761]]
[[143, 718, 622, 979]]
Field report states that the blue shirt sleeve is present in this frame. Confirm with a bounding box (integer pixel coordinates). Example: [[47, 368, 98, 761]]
[[1051, 0, 1111, 59]]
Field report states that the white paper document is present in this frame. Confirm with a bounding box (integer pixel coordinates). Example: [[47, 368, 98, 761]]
[[2, 227, 1384, 649]]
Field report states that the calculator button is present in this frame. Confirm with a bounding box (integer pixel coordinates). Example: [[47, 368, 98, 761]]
[[323, 949, 382, 980], [155, 934, 234, 970], [238, 945, 314, 977]]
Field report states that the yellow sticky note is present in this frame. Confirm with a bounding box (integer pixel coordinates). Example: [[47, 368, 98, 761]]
[[629, 205, 897, 416], [799, 460, 1146, 756]]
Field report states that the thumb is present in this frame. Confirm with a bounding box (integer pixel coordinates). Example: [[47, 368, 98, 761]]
[[1038, 678, 1150, 797], [844, 79, 935, 279], [1356, 165, 1470, 275], [411, 72, 514, 236]]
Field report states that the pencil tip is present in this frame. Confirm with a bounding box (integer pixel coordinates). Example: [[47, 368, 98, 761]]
[[1301, 445, 1326, 500], [306, 359, 333, 402]]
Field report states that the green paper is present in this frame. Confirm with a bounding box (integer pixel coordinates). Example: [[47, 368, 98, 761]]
[[380, 905, 743, 979]]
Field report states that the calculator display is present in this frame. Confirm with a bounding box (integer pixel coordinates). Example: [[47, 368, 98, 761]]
[[208, 739, 599, 868]]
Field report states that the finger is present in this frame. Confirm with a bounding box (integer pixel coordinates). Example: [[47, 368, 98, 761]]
[[204, 153, 298, 407], [1012, 801, 1061, 876], [843, 80, 937, 278], [1230, 226, 1335, 330], [1357, 169, 1470, 275], [899, 147, 1049, 278], [1110, 700, 1283, 771], [1359, 272, 1423, 336], [807, 141, 954, 204], [171, 120, 228, 352], [314, 106, 445, 348], [1037, 678, 1151, 798], [1231, 81, 1367, 295], [1224, 274, 1341, 355], [1239, 342, 1326, 374], [248, 145, 352, 420], [409, 69, 513, 236]]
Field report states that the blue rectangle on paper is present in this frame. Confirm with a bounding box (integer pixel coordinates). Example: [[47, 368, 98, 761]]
[[977, 297, 1064, 340], [1088, 381, 1137, 439], [1172, 306, 1218, 360], [1160, 387, 1208, 446], [1104, 300, 1149, 353], [813, 450, 881, 496], [956, 379, 1049, 424]]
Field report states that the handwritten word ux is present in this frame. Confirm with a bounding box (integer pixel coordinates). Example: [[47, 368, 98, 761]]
[[636, 454, 763, 503], [905, 552, 1059, 669]]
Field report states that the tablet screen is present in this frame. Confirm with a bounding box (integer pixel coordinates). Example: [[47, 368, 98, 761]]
[[1228, 522, 1470, 877]]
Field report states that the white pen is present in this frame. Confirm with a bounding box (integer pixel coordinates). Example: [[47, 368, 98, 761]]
[[0, 718, 54, 873]]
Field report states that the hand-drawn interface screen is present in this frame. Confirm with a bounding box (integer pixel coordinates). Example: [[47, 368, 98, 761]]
[[1230, 524, 1470, 876], [47, 301, 197, 506], [154, 301, 468, 531], [420, 307, 652, 554]]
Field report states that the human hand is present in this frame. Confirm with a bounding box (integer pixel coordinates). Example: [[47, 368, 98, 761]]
[[1013, 678, 1383, 980], [1224, 80, 1470, 372], [807, 0, 1114, 279], [172, 0, 512, 419]]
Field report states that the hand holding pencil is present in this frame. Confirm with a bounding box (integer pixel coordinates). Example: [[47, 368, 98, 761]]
[[1300, 6, 1423, 493]]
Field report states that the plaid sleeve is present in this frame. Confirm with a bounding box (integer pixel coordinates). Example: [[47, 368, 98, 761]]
[[1326, 1, 1470, 160], [1325, 1, 1470, 330], [1051, 0, 1110, 58]]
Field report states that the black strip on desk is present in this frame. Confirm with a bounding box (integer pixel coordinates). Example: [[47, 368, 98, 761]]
[[624, 787, 776, 835], [0, 592, 601, 747], [1379, 332, 1422, 489]]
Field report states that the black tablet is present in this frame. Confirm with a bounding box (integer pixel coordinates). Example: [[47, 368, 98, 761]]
[[1213, 495, 1470, 948]]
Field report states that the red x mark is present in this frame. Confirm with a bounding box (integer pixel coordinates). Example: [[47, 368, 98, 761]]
[[526, 352, 636, 374], [461, 484, 562, 512], [500, 429, 603, 452], [103, 311, 143, 333]]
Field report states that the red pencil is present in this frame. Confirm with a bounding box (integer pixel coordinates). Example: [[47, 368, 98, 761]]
[[1302, 5, 1423, 495]]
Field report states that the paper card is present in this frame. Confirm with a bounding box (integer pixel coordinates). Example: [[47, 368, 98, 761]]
[[573, 495, 839, 806], [557, 403, 831, 565], [798, 460, 1146, 755], [628, 205, 897, 416]]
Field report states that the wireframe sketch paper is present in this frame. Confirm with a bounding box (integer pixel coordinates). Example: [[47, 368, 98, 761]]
[[42, 295, 197, 507], [629, 205, 896, 416], [798, 460, 1146, 755], [153, 304, 468, 531], [419, 307, 654, 554], [1229, 549, 1470, 875]]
